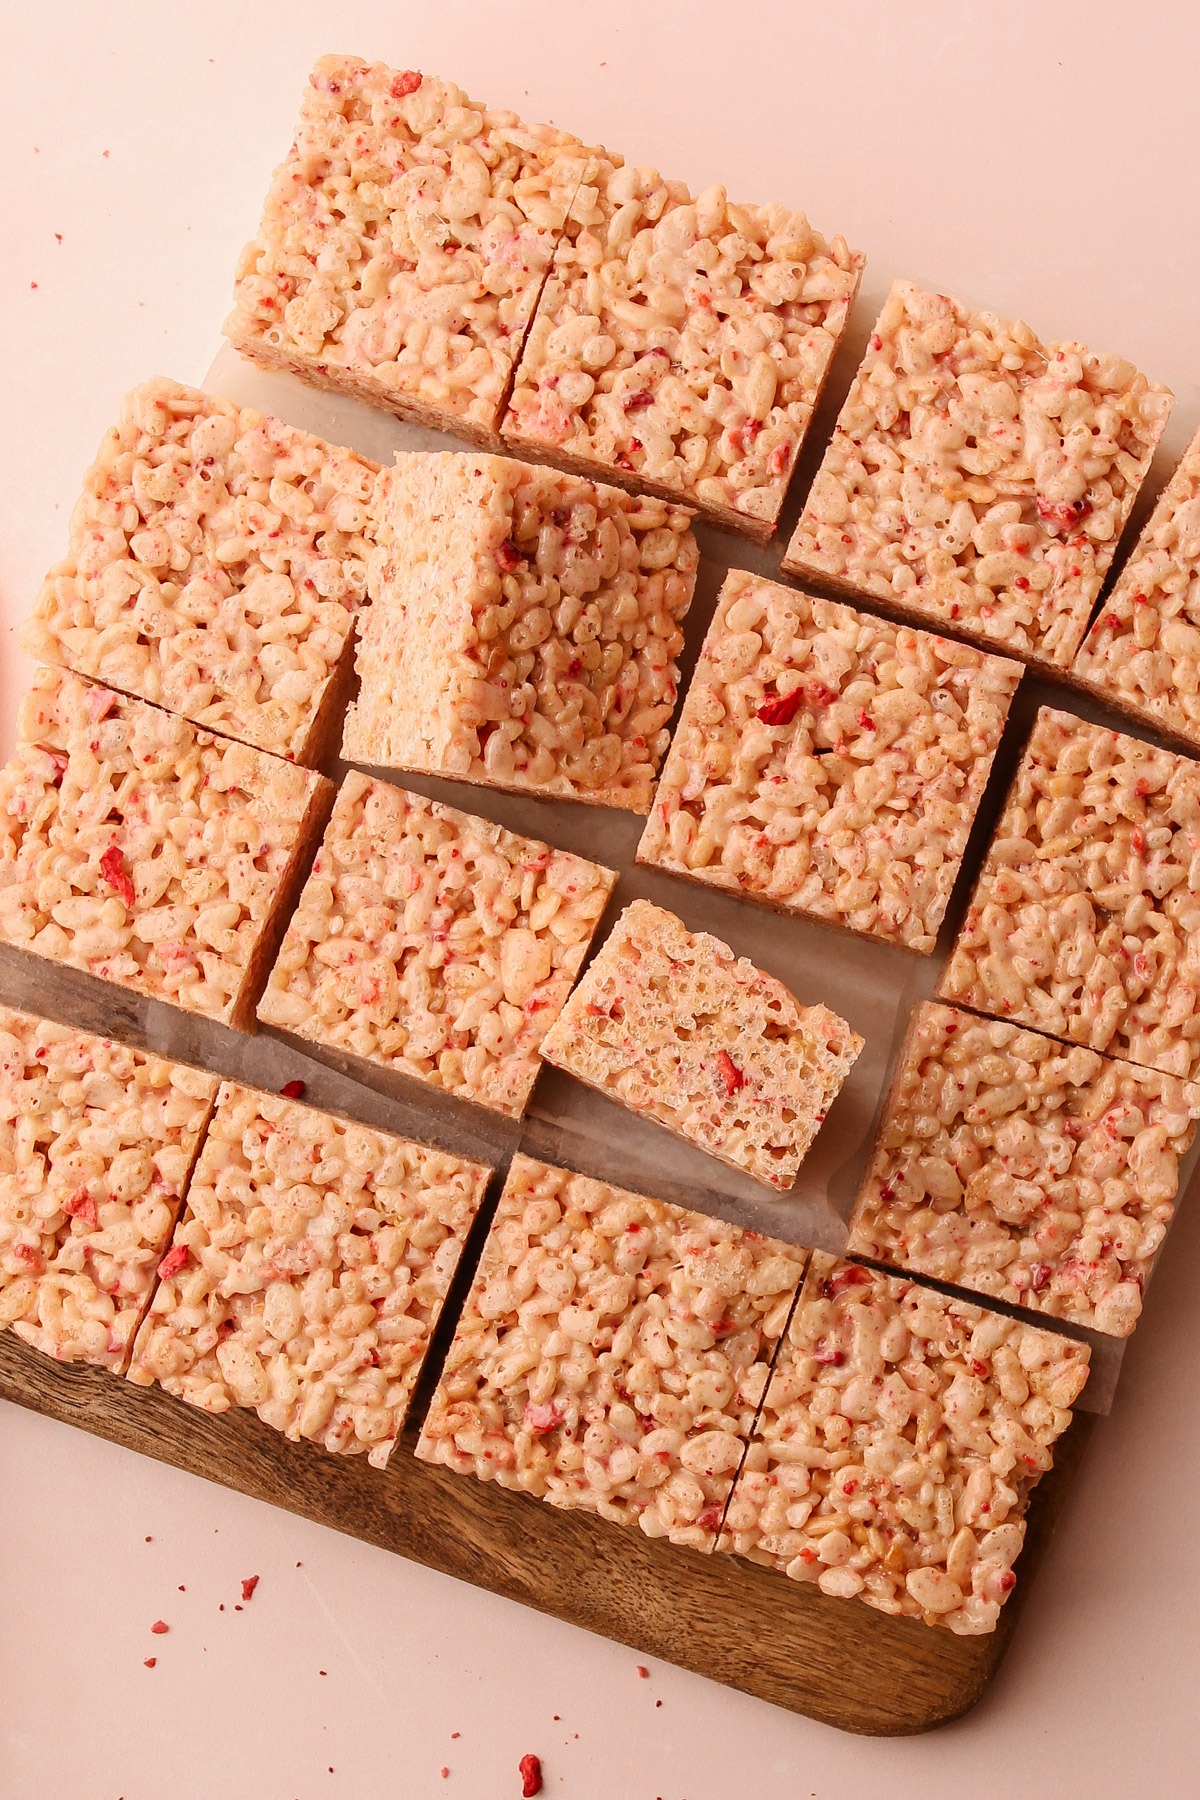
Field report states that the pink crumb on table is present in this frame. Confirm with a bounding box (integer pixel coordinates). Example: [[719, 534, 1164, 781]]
[[519, 1754, 543, 1797], [241, 1576, 260, 1602], [150, 1620, 168, 1634], [636, 1665, 650, 1679], [143, 1657, 156, 1669]]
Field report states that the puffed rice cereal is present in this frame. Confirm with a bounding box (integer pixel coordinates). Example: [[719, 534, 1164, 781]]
[[636, 570, 1021, 951], [415, 1154, 807, 1547], [127, 1080, 490, 1467], [783, 280, 1171, 668], [717, 1254, 1090, 1633]]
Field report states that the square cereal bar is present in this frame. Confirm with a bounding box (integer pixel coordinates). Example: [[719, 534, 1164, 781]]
[[341, 452, 696, 810], [847, 1002, 1200, 1335], [539, 899, 861, 1190], [258, 771, 616, 1117], [416, 1154, 806, 1546], [502, 163, 863, 539], [636, 570, 1021, 951], [0, 669, 332, 1028], [128, 1081, 489, 1467], [939, 707, 1200, 1079], [717, 1254, 1090, 1633], [0, 1004, 216, 1370], [224, 55, 598, 441], [22, 378, 376, 763], [783, 279, 1171, 668], [1073, 427, 1200, 747]]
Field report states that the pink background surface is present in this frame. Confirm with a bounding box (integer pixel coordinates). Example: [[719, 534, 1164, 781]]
[[3, 3, 1200, 1795]]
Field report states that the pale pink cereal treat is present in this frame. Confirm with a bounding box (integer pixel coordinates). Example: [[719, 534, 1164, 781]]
[[258, 771, 616, 1117], [939, 707, 1200, 1080], [1073, 428, 1200, 747], [0, 669, 333, 1029], [848, 1002, 1200, 1336], [783, 280, 1172, 668], [0, 1004, 216, 1371], [717, 1255, 1089, 1633], [22, 379, 376, 764], [636, 570, 1021, 952], [539, 900, 861, 1190], [127, 1081, 490, 1468], [342, 453, 696, 811], [224, 55, 600, 441], [416, 1154, 807, 1547], [502, 162, 863, 540]]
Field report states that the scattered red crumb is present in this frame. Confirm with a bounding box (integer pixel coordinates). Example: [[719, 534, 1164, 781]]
[[756, 686, 804, 727], [319, 1670, 327, 1677], [99, 844, 135, 908], [157, 1244, 189, 1280], [150, 1620, 169, 1635], [451, 1731, 460, 1739], [177, 1585, 186, 1593], [636, 1664, 650, 1679], [30, 281, 38, 290], [145, 1536, 152, 1543], [219, 1604, 225, 1612], [63, 1189, 98, 1230], [241, 1575, 260, 1602], [519, 1754, 543, 1797], [279, 1080, 306, 1100], [54, 232, 62, 243], [655, 1699, 662, 1708], [143, 1657, 157, 1669], [715, 1049, 746, 1096]]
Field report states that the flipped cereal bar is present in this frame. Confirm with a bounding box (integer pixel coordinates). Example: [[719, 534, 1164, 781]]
[[539, 899, 861, 1190], [341, 452, 697, 810], [0, 1005, 217, 1371], [717, 1255, 1090, 1633], [258, 771, 616, 1117], [416, 1154, 807, 1547], [128, 1081, 490, 1467], [636, 570, 1021, 951], [502, 162, 863, 539], [224, 55, 600, 441], [1073, 427, 1200, 747], [784, 280, 1172, 668], [847, 1002, 1200, 1336], [23, 379, 376, 764], [0, 670, 332, 1028], [939, 707, 1200, 1079]]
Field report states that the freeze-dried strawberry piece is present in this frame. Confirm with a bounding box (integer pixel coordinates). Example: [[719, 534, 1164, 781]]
[[99, 844, 135, 908], [279, 1080, 306, 1100], [495, 538, 523, 573], [756, 686, 804, 727], [1029, 1262, 1052, 1292], [85, 685, 119, 723], [519, 1754, 543, 1797], [522, 1401, 561, 1435], [241, 1575, 260, 1602], [696, 1503, 723, 1532], [150, 1620, 169, 1634], [389, 70, 422, 97], [1036, 496, 1091, 532], [157, 1244, 190, 1280], [820, 1264, 873, 1300], [143, 1657, 157, 1669], [715, 1050, 746, 1096], [63, 1188, 99, 1230]]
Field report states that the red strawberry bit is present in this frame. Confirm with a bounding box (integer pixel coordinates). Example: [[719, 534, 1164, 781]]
[[1036, 497, 1091, 532], [157, 1244, 189, 1280], [625, 390, 655, 410], [143, 1657, 157, 1669], [519, 1753, 543, 1797], [768, 443, 791, 475], [13, 1244, 41, 1269], [697, 1503, 723, 1531], [85, 685, 119, 723], [63, 1188, 98, 1230], [813, 1344, 845, 1366], [150, 1620, 169, 1635], [522, 1401, 562, 1435], [99, 844, 135, 908], [1013, 575, 1031, 590], [997, 1570, 1017, 1593], [279, 1079, 306, 1100], [821, 1265, 873, 1300], [636, 1664, 650, 1679], [756, 685, 804, 727], [716, 1049, 746, 1096], [857, 708, 875, 732], [389, 70, 422, 97], [241, 1575, 259, 1602], [495, 538, 523, 573], [1029, 1262, 1052, 1292]]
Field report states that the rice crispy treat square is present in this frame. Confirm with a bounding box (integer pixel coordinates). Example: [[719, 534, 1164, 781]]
[[0, 1005, 217, 1371], [0, 669, 332, 1029], [783, 280, 1172, 668], [939, 707, 1200, 1080], [22, 379, 376, 764], [258, 771, 616, 1117], [128, 1080, 490, 1468], [847, 1002, 1200, 1336], [341, 452, 697, 811], [636, 570, 1021, 952], [502, 161, 863, 540], [717, 1254, 1090, 1634], [224, 55, 599, 441], [539, 899, 862, 1190], [1073, 427, 1200, 747], [416, 1154, 807, 1546]]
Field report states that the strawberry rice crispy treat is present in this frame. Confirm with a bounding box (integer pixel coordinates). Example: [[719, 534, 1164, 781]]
[[783, 280, 1172, 668], [416, 1153, 807, 1547], [0, 669, 332, 1029], [502, 161, 863, 540], [717, 1254, 1090, 1634], [128, 1081, 490, 1467], [939, 707, 1200, 1080], [636, 570, 1021, 952], [341, 452, 696, 810], [224, 55, 599, 441], [258, 771, 616, 1117], [539, 899, 861, 1190], [0, 1005, 216, 1370], [22, 379, 376, 764], [847, 1002, 1200, 1336]]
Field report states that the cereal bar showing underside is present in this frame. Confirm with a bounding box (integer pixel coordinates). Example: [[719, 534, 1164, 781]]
[[258, 771, 616, 1117], [0, 669, 332, 1028], [502, 161, 863, 540], [938, 707, 1200, 1080], [416, 1154, 807, 1547], [717, 1254, 1090, 1633], [636, 570, 1021, 951], [22, 378, 376, 763], [539, 899, 862, 1190], [224, 55, 601, 441], [128, 1081, 490, 1467], [0, 1004, 217, 1371], [847, 1002, 1200, 1335], [341, 452, 697, 811], [783, 280, 1171, 669]]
